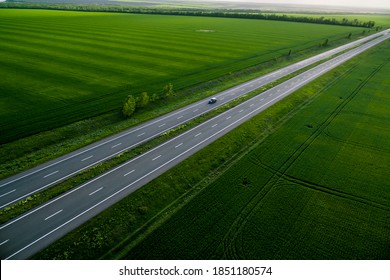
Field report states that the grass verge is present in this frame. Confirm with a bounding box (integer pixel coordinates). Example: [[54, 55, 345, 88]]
[[118, 39, 390, 260], [0, 39, 360, 224]]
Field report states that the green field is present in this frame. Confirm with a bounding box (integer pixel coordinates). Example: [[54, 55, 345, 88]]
[[34, 36, 390, 260], [120, 40, 390, 259], [0, 9, 366, 143]]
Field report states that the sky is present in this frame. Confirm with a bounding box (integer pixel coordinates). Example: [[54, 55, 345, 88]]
[[0, 0, 388, 9], [215, 0, 390, 9]]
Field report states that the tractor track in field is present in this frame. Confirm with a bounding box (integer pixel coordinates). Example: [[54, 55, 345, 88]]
[[323, 128, 390, 154], [215, 58, 388, 259], [321, 56, 390, 153], [245, 157, 390, 212], [281, 174, 390, 211]]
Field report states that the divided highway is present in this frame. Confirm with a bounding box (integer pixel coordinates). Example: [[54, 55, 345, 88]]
[[0, 31, 389, 259], [0, 30, 388, 209]]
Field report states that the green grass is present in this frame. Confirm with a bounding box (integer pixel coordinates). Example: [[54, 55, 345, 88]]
[[0, 9, 366, 143], [0, 80, 279, 224], [0, 44, 346, 223], [0, 40, 349, 180], [33, 35, 390, 260], [121, 40, 390, 259]]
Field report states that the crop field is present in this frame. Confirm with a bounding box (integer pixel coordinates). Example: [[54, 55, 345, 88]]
[[0, 9, 364, 143], [122, 40, 390, 259]]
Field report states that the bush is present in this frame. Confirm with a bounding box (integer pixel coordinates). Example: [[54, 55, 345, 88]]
[[137, 92, 149, 108], [122, 95, 136, 118], [163, 83, 174, 98]]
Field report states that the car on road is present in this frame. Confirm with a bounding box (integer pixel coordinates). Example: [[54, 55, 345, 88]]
[[208, 98, 217, 104]]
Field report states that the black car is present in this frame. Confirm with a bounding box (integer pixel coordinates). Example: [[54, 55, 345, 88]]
[[208, 98, 217, 104]]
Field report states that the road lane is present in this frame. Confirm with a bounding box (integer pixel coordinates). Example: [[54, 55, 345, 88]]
[[1, 30, 388, 209], [0, 31, 388, 260]]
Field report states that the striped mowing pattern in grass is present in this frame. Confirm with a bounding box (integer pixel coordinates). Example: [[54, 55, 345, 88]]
[[0, 9, 363, 143]]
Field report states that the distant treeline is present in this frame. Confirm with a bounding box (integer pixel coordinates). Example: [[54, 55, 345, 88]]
[[0, 2, 376, 28]]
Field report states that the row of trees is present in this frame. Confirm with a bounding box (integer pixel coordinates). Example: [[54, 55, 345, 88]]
[[122, 83, 174, 118], [147, 10, 376, 28], [0, 2, 377, 28]]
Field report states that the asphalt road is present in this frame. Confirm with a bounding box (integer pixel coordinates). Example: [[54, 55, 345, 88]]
[[0, 30, 388, 209], [0, 31, 389, 259]]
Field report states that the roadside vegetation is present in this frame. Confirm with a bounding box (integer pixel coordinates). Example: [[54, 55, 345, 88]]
[[0, 56, 333, 224], [33, 38, 390, 260], [0, 8, 375, 181]]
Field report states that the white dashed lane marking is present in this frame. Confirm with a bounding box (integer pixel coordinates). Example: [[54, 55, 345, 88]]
[[89, 187, 103, 196], [81, 156, 93, 162], [124, 170, 135, 177], [152, 155, 162, 161], [0, 189, 16, 198], [43, 170, 59, 178], [0, 239, 9, 246], [44, 210, 63, 221], [111, 143, 122, 149], [175, 143, 183, 148]]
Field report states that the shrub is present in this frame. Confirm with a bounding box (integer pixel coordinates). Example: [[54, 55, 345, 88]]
[[122, 95, 136, 118]]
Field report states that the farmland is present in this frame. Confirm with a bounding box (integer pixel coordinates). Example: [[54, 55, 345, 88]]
[[120, 39, 390, 259], [0, 9, 365, 143], [33, 34, 390, 260]]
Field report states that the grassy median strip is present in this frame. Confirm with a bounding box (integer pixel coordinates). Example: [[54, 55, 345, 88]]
[[120, 41, 390, 260], [0, 60, 316, 224], [1, 7, 375, 180], [31, 37, 390, 260], [0, 40, 357, 225]]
